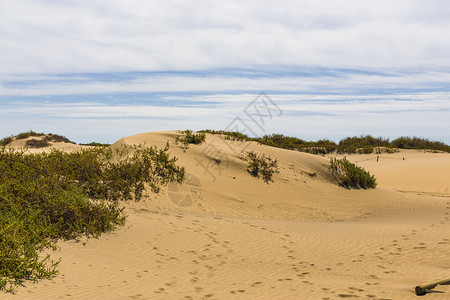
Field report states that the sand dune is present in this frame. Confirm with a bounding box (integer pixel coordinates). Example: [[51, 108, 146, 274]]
[[8, 136, 91, 153], [4, 131, 449, 299]]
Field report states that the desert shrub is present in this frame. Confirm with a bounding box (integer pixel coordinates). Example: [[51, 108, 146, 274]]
[[330, 158, 377, 189], [26, 138, 50, 148], [390, 136, 450, 153], [0, 131, 75, 147], [359, 146, 374, 154], [175, 130, 206, 149], [78, 142, 111, 147], [198, 130, 252, 142], [15, 131, 46, 140], [199, 130, 450, 154], [44, 134, 75, 144], [339, 135, 390, 149], [0, 136, 13, 146], [245, 151, 279, 183], [0, 144, 184, 292], [257, 134, 309, 150]]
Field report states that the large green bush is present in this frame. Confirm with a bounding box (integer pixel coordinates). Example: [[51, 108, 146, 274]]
[[0, 144, 184, 292], [330, 158, 377, 189]]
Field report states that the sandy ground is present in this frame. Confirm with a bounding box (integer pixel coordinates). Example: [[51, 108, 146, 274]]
[[4, 131, 449, 299]]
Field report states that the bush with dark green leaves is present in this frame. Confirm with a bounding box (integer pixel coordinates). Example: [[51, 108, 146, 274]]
[[0, 136, 13, 146], [26, 138, 50, 148], [201, 130, 450, 154], [175, 130, 206, 149], [246, 151, 279, 183], [78, 142, 111, 147], [390, 136, 450, 152], [0, 144, 184, 292], [0, 131, 76, 148], [330, 157, 377, 189], [198, 130, 251, 142]]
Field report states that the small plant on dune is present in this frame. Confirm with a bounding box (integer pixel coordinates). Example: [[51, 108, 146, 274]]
[[175, 130, 206, 149], [0, 143, 185, 292], [330, 157, 377, 189], [246, 151, 279, 183]]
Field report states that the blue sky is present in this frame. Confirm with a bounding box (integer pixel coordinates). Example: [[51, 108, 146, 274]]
[[1, 0, 450, 143]]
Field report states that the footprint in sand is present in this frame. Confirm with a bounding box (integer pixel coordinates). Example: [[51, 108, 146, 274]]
[[348, 287, 364, 292], [278, 278, 293, 281]]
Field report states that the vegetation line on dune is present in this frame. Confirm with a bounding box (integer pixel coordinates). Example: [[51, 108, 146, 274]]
[[0, 144, 184, 292], [199, 130, 450, 154]]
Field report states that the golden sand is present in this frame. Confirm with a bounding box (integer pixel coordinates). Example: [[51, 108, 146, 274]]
[[5, 131, 449, 299]]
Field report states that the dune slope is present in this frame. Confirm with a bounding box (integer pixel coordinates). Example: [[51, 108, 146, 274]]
[[4, 131, 449, 299]]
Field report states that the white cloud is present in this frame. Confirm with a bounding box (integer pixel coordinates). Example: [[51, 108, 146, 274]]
[[1, 91, 449, 143], [1, 0, 450, 75], [1, 69, 450, 96], [1, 1, 449, 144]]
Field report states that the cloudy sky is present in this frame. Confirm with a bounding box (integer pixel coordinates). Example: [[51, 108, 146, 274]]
[[1, 0, 449, 143]]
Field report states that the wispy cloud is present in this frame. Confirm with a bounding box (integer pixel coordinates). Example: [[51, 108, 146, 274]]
[[1, 0, 450, 75], [2, 68, 450, 97], [1, 1, 450, 143]]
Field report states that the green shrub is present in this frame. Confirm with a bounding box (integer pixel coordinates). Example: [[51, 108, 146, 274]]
[[0, 136, 13, 146], [26, 138, 50, 148], [198, 130, 253, 142], [0, 131, 76, 147], [15, 131, 46, 140], [359, 146, 374, 154], [44, 134, 75, 144], [202, 130, 450, 154], [245, 151, 279, 183], [175, 130, 206, 149], [78, 142, 111, 147], [330, 158, 377, 189], [0, 144, 185, 292], [390, 136, 450, 152]]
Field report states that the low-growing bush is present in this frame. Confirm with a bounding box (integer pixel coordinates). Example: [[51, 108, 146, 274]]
[[330, 158, 377, 189], [175, 130, 206, 149], [15, 131, 46, 140], [26, 138, 50, 148], [199, 129, 253, 142], [390, 136, 450, 152], [79, 142, 111, 147], [246, 151, 279, 183], [44, 134, 75, 144], [0, 144, 185, 292], [0, 131, 76, 147], [0, 136, 13, 146]]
